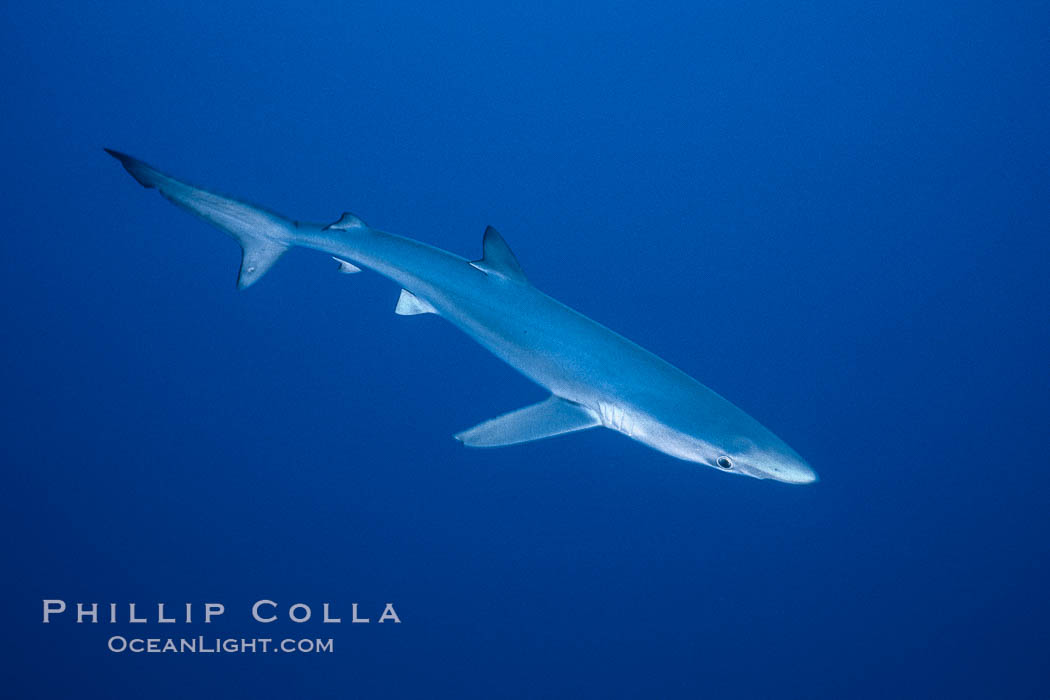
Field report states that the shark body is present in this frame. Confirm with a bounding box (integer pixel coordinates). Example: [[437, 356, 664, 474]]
[[107, 150, 816, 484]]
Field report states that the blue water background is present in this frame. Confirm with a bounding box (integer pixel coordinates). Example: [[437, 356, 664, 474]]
[[2, 2, 1048, 697]]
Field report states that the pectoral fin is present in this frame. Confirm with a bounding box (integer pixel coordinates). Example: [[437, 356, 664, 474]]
[[454, 396, 600, 447]]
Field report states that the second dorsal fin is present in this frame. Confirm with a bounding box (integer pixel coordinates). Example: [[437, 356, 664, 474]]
[[323, 212, 367, 231], [470, 226, 527, 282]]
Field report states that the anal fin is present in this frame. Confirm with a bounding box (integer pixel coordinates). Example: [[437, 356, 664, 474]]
[[454, 396, 600, 447], [333, 256, 362, 274]]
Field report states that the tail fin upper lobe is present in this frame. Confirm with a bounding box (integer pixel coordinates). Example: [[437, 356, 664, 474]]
[[105, 149, 293, 289]]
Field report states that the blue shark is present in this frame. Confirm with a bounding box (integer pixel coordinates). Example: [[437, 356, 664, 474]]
[[107, 150, 817, 484]]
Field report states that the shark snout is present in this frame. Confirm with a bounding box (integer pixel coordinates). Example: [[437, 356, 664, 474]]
[[770, 458, 818, 484]]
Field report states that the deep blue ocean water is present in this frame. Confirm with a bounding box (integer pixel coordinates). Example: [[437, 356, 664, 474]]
[[2, 2, 1048, 698]]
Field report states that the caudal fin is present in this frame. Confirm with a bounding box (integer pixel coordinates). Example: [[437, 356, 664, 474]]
[[105, 149, 293, 289]]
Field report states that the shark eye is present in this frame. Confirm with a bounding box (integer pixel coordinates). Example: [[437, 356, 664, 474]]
[[717, 456, 733, 469]]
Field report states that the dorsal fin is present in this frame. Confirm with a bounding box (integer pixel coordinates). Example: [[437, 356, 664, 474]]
[[323, 212, 367, 231], [470, 226, 527, 282]]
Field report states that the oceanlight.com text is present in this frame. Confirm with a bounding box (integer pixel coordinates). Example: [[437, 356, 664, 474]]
[[107, 636, 334, 654]]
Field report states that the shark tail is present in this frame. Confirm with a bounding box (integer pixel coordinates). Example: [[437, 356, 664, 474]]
[[105, 149, 295, 289]]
